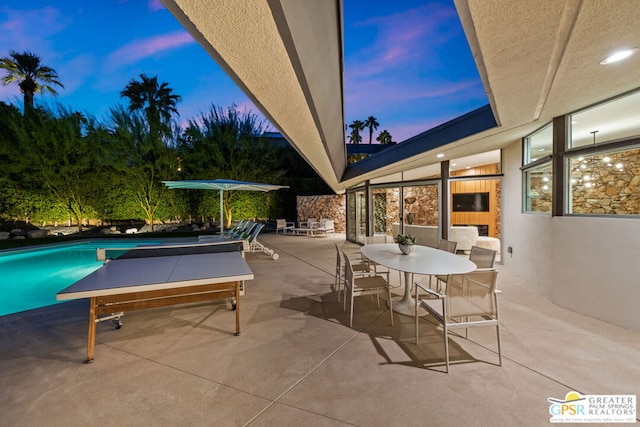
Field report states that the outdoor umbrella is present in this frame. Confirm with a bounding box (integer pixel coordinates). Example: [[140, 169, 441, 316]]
[[163, 179, 289, 232]]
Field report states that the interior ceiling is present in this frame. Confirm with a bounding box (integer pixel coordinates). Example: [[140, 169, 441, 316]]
[[161, 0, 640, 193]]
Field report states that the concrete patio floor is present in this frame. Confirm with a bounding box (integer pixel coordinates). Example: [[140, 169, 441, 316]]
[[1, 233, 638, 426]]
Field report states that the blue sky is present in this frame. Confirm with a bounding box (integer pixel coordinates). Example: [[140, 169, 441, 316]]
[[0, 0, 487, 143]]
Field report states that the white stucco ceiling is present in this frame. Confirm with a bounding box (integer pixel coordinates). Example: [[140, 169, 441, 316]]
[[161, 0, 640, 192]]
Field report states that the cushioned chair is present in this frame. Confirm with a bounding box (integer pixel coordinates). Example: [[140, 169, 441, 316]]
[[300, 218, 317, 228], [276, 219, 294, 234], [414, 269, 502, 372], [343, 253, 393, 328], [315, 219, 335, 235]]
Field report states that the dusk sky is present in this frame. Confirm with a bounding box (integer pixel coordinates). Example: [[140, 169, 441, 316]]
[[0, 0, 487, 143]]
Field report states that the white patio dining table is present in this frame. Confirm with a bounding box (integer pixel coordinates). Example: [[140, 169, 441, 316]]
[[360, 243, 477, 316]]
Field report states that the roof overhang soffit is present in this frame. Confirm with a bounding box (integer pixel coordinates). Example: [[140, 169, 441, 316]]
[[161, 0, 346, 192]]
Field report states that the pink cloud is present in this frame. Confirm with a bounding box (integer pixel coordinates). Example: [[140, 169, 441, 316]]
[[348, 4, 458, 78], [345, 77, 481, 111], [0, 7, 68, 54], [148, 0, 165, 12], [107, 31, 196, 69]]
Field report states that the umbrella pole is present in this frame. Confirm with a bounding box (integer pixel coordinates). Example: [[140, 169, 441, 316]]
[[219, 189, 224, 233]]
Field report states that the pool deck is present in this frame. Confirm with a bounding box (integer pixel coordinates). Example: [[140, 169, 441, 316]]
[[1, 233, 639, 426]]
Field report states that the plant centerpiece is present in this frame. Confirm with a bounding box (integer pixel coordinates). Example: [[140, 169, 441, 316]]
[[395, 234, 416, 255]]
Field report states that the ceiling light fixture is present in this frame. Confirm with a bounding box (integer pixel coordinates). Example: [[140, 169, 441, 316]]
[[600, 48, 638, 65], [436, 153, 444, 158]]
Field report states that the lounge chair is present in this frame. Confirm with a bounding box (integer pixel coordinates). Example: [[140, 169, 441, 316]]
[[244, 223, 280, 260]]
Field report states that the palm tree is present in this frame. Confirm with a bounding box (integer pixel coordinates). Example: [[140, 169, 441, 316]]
[[120, 74, 181, 138], [376, 129, 393, 144], [0, 50, 64, 112], [348, 128, 362, 144], [348, 120, 365, 144], [364, 115, 379, 144]]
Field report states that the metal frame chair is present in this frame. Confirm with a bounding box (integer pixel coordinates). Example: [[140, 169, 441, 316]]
[[415, 269, 502, 372], [438, 239, 458, 253], [334, 243, 372, 301], [343, 253, 393, 328]]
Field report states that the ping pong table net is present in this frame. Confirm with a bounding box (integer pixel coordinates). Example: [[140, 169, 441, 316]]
[[96, 240, 246, 262]]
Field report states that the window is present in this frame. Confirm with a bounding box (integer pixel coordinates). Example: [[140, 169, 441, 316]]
[[524, 162, 553, 213], [569, 90, 640, 149], [568, 147, 640, 215], [524, 123, 553, 165]]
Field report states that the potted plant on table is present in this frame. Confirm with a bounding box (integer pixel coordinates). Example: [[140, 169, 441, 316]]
[[395, 234, 416, 255]]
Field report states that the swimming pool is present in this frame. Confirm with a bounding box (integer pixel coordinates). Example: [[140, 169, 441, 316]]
[[0, 240, 161, 316]]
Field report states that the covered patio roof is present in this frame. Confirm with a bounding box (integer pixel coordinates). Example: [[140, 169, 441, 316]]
[[161, 0, 640, 191]]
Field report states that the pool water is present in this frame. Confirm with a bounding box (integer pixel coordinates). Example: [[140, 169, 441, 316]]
[[0, 240, 161, 316]]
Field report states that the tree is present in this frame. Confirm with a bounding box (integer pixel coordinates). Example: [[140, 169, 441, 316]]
[[118, 75, 182, 230], [0, 51, 64, 112], [178, 104, 284, 227], [347, 119, 365, 144], [376, 129, 393, 144], [120, 74, 181, 139], [107, 105, 180, 231], [347, 128, 362, 144], [364, 115, 379, 144], [9, 106, 105, 232]]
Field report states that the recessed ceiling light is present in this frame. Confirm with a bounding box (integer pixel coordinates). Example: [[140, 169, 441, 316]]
[[600, 48, 638, 65], [436, 153, 444, 158], [451, 163, 457, 166]]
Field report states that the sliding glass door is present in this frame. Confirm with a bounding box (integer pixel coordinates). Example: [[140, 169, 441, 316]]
[[367, 181, 440, 246], [346, 187, 367, 244]]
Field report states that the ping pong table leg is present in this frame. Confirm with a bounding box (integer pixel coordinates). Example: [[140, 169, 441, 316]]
[[86, 297, 97, 363], [235, 281, 240, 336]]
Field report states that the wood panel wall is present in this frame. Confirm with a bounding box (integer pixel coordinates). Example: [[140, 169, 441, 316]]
[[450, 178, 500, 237]]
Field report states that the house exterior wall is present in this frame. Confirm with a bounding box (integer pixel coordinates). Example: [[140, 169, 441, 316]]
[[502, 141, 640, 331]]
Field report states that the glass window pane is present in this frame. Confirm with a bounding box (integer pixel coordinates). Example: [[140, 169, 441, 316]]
[[372, 187, 399, 237], [400, 184, 440, 247], [568, 147, 640, 215], [570, 90, 640, 148], [524, 124, 553, 164], [524, 162, 553, 213]]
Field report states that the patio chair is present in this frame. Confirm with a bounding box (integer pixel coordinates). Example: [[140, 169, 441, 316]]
[[414, 269, 502, 372], [314, 219, 335, 236], [276, 219, 295, 234], [334, 243, 372, 301], [343, 253, 393, 328], [434, 244, 496, 291], [468, 245, 497, 269], [299, 218, 317, 228], [233, 222, 256, 240], [244, 223, 280, 260], [221, 219, 246, 237], [438, 239, 458, 253], [363, 236, 395, 284]]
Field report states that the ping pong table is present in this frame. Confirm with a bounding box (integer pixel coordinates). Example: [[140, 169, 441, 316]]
[[56, 240, 254, 363]]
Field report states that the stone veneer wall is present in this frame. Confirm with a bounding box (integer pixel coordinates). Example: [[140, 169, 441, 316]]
[[571, 148, 640, 214], [529, 148, 640, 215], [296, 194, 346, 232]]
